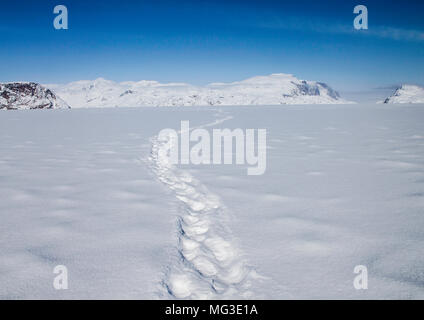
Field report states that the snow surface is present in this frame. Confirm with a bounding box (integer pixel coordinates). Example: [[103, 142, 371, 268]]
[[383, 85, 424, 104], [1, 104, 424, 299], [47, 74, 353, 108]]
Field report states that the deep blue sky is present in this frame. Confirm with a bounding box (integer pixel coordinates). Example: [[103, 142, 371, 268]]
[[1, 0, 423, 98]]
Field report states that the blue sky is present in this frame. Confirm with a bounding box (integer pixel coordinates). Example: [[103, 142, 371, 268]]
[[1, 0, 423, 100]]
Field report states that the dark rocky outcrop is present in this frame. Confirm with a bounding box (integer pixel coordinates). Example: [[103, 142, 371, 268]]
[[0, 82, 70, 110]]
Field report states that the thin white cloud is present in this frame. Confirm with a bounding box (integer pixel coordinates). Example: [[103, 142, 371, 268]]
[[368, 26, 424, 42], [255, 18, 424, 42]]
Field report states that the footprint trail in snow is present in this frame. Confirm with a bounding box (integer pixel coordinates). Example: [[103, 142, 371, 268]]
[[148, 112, 257, 299]]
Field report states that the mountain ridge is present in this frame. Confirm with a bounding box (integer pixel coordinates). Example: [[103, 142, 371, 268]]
[[48, 73, 354, 108], [383, 84, 424, 104]]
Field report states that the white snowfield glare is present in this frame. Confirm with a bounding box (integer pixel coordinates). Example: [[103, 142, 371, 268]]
[[1, 104, 424, 299]]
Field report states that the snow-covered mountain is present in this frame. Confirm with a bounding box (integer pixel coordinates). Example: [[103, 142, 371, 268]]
[[0, 82, 70, 110], [383, 84, 424, 104], [48, 73, 353, 108]]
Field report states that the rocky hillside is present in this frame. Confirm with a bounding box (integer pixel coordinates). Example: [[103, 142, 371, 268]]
[[0, 82, 70, 110]]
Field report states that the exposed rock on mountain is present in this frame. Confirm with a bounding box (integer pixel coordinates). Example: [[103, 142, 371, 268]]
[[383, 84, 424, 104], [0, 82, 70, 110]]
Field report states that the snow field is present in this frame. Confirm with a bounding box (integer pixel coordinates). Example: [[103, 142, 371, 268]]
[[1, 104, 424, 299]]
